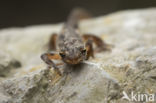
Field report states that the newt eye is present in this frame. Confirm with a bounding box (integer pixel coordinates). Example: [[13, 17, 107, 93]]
[[59, 52, 66, 58], [81, 49, 86, 54]]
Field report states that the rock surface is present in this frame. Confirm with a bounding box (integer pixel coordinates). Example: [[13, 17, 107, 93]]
[[0, 8, 156, 103], [0, 50, 21, 77]]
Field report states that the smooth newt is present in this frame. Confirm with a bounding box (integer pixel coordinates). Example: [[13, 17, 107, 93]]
[[41, 8, 111, 75]]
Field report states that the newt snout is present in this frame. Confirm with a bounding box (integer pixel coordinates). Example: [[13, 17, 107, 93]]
[[60, 47, 87, 65]]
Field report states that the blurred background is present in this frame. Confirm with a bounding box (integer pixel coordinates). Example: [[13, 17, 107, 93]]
[[0, 0, 156, 29]]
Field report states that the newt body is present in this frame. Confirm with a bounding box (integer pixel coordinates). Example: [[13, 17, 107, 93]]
[[58, 26, 85, 64], [41, 9, 111, 75]]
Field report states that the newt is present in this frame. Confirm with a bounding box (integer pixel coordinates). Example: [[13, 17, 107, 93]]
[[41, 8, 111, 75]]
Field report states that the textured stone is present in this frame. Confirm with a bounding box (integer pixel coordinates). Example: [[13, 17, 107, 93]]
[[0, 50, 21, 77]]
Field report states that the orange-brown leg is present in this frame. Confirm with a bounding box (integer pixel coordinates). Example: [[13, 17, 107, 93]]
[[41, 52, 62, 76], [49, 33, 58, 50], [83, 34, 112, 52], [85, 39, 94, 60], [56, 63, 64, 66]]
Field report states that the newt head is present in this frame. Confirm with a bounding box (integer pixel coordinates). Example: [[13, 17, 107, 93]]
[[59, 39, 87, 65]]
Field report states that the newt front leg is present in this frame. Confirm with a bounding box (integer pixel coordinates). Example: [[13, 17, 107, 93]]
[[85, 39, 94, 60], [41, 52, 62, 76], [49, 33, 58, 51], [83, 34, 112, 52]]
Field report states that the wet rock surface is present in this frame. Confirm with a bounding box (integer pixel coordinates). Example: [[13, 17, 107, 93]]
[[0, 8, 156, 103]]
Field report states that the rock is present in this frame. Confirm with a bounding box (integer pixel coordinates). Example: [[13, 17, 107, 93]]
[[136, 47, 156, 70], [0, 67, 50, 103], [0, 63, 121, 103], [0, 8, 156, 103], [0, 50, 21, 77]]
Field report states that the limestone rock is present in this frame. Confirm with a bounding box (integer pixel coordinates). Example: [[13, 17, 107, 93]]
[[0, 8, 156, 103]]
